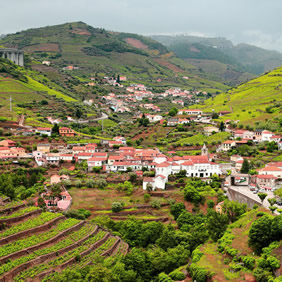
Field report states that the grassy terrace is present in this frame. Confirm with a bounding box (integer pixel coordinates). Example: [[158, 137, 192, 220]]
[[0, 202, 24, 212], [0, 223, 96, 276], [0, 212, 61, 240], [0, 206, 39, 220], [14, 230, 109, 281], [0, 218, 80, 258]]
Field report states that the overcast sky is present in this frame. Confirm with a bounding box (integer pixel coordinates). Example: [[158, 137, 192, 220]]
[[1, 0, 282, 52]]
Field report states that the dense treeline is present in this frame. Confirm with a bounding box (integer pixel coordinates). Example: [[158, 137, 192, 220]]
[[50, 178, 249, 281], [0, 168, 45, 200]]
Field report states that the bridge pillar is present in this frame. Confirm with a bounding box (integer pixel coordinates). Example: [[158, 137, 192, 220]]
[[18, 53, 24, 66]]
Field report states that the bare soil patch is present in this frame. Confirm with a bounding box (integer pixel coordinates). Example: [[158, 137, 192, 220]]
[[23, 43, 60, 52], [125, 38, 148, 50]]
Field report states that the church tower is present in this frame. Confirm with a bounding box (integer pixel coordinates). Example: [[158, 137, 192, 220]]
[[201, 143, 208, 156]]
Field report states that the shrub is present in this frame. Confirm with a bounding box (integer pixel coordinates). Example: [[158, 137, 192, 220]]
[[207, 200, 215, 209], [169, 270, 185, 281], [92, 166, 102, 173], [143, 193, 151, 203], [151, 199, 161, 209], [241, 256, 255, 270], [112, 202, 124, 213]]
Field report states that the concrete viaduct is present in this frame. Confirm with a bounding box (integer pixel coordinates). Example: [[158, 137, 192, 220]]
[[0, 48, 24, 66]]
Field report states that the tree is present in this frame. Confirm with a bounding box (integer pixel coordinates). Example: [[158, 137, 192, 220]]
[[219, 121, 225, 132], [140, 221, 164, 248], [75, 108, 83, 119], [170, 202, 186, 220], [258, 193, 267, 204], [138, 114, 149, 127], [248, 215, 274, 254], [269, 206, 277, 214], [222, 200, 247, 222], [184, 185, 202, 204], [52, 123, 60, 135], [146, 183, 153, 192], [85, 264, 113, 282], [206, 210, 229, 241], [240, 159, 250, 173], [168, 107, 178, 117], [274, 188, 282, 198], [122, 248, 153, 281], [267, 198, 276, 206]]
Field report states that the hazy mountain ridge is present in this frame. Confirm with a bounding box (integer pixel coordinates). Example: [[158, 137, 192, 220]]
[[151, 34, 282, 85]]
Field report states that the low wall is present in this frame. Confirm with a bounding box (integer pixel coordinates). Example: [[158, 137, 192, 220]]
[[227, 187, 262, 208]]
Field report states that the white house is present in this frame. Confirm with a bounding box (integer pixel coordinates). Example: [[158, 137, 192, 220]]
[[88, 157, 107, 169], [36, 127, 52, 137], [77, 153, 93, 161], [142, 175, 167, 190], [220, 140, 236, 152], [59, 154, 73, 162], [178, 109, 203, 115], [46, 153, 60, 164], [258, 166, 282, 178], [261, 130, 274, 142]]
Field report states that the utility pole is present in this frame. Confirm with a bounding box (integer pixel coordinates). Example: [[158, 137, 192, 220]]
[[102, 118, 104, 133], [10, 95, 12, 112]]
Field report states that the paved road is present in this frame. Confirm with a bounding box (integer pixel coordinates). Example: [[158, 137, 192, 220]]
[[229, 185, 279, 214]]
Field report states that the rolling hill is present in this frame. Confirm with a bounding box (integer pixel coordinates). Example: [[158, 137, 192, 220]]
[[0, 22, 229, 95], [151, 34, 282, 86], [191, 66, 282, 129], [0, 58, 98, 126]]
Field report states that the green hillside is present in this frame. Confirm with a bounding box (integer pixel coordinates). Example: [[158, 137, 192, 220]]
[[0, 22, 229, 94], [189, 209, 282, 282], [0, 58, 97, 126], [191, 67, 282, 128]]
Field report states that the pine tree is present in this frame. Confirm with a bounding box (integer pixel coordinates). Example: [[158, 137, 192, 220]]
[[240, 159, 250, 173]]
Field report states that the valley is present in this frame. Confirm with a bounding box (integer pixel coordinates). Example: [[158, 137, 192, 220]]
[[0, 21, 281, 282]]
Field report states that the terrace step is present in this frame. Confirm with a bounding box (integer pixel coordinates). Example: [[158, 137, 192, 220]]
[[0, 224, 99, 282], [0, 215, 64, 246], [0, 220, 85, 264]]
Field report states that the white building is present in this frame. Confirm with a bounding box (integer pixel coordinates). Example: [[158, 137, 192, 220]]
[[261, 130, 274, 142], [36, 127, 52, 137]]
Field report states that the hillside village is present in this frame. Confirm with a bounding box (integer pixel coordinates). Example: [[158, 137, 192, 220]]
[[0, 19, 281, 282]]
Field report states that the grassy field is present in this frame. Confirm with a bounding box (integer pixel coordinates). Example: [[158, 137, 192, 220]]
[[98, 119, 117, 128], [175, 132, 230, 146], [190, 67, 282, 125]]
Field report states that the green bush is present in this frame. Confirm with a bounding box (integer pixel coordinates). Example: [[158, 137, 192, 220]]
[[189, 263, 208, 282], [112, 202, 124, 213], [169, 270, 185, 281], [241, 256, 255, 270]]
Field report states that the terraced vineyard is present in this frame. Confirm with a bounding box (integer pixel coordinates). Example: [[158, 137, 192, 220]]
[[0, 202, 129, 281]]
